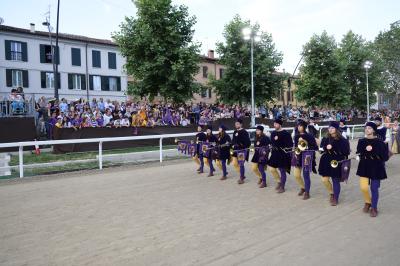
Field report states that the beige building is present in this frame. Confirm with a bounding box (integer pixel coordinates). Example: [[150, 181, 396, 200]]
[[128, 49, 304, 106]]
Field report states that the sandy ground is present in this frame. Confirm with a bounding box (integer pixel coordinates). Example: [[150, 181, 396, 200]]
[[0, 142, 399, 266]]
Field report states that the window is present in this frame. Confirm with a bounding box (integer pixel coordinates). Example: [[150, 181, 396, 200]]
[[12, 70, 23, 87], [68, 74, 85, 90], [219, 68, 225, 79], [108, 52, 116, 69], [46, 72, 54, 88], [71, 48, 81, 66], [41, 72, 60, 89], [11, 42, 22, 61], [208, 89, 212, 99], [93, 76, 101, 91], [40, 44, 59, 64], [92, 50, 101, 68], [5, 40, 27, 61], [202, 66, 208, 78], [73, 75, 81, 90], [6, 69, 28, 87], [109, 77, 117, 91], [200, 88, 207, 98]]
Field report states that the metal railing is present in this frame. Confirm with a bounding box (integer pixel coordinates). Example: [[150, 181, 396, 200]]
[[0, 124, 366, 178]]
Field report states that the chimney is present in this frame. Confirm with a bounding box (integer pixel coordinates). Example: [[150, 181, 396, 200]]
[[207, 49, 214, 59], [30, 23, 35, 33]]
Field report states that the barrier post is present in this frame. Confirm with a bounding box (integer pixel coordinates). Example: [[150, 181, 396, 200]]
[[351, 126, 355, 140], [159, 137, 163, 163], [18, 145, 24, 178], [98, 141, 103, 170], [319, 128, 322, 139]]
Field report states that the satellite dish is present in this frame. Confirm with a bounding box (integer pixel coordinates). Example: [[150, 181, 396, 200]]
[[0, 17, 4, 25]]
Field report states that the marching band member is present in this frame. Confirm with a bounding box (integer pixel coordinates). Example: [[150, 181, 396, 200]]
[[251, 125, 272, 188], [357, 122, 389, 217], [307, 117, 319, 138], [195, 125, 206, 174], [374, 117, 390, 147], [339, 119, 350, 139], [293, 119, 318, 200], [205, 125, 217, 177], [217, 125, 231, 180], [318, 121, 350, 206], [268, 118, 293, 193], [232, 119, 251, 184]]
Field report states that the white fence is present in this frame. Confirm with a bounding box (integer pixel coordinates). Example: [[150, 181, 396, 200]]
[[0, 124, 366, 178]]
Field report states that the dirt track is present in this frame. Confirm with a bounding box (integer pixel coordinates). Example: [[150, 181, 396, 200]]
[[1, 146, 399, 266]]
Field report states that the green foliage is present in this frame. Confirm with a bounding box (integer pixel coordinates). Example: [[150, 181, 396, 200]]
[[374, 22, 400, 95], [211, 15, 283, 105], [295, 31, 348, 108], [112, 0, 201, 103], [337, 31, 384, 109]]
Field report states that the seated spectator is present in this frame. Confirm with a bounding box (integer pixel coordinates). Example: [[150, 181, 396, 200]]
[[121, 115, 130, 127], [9, 88, 24, 113], [103, 109, 113, 126]]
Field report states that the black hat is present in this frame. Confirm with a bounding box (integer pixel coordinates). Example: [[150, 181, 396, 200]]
[[374, 117, 382, 122], [274, 118, 283, 125], [329, 121, 340, 130], [256, 125, 264, 131], [297, 119, 308, 128], [340, 118, 346, 124], [309, 117, 315, 121], [236, 118, 243, 124], [207, 125, 213, 130], [365, 121, 377, 132], [219, 124, 227, 131]]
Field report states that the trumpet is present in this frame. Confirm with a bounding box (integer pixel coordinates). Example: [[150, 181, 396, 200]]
[[330, 155, 360, 168], [298, 138, 308, 151]]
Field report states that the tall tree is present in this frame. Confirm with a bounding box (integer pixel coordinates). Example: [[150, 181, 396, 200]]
[[211, 15, 283, 105], [112, 0, 200, 103], [337, 31, 383, 110], [374, 21, 400, 97], [295, 31, 349, 108]]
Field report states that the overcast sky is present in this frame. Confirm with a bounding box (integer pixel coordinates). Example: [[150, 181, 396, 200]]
[[2, 0, 399, 73]]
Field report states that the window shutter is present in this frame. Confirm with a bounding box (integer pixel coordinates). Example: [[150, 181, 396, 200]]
[[117, 77, 121, 91], [101, 76, 109, 91], [89, 75, 94, 90], [92, 50, 101, 67], [21, 42, 28, 62], [41, 72, 46, 88], [5, 40, 11, 60], [68, 74, 73, 89], [81, 74, 86, 90], [22, 70, 29, 87], [40, 44, 45, 63], [6, 69, 12, 87], [71, 48, 81, 66], [108, 52, 116, 69]]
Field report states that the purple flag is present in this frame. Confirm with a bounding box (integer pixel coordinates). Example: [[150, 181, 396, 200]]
[[237, 149, 248, 166], [258, 146, 270, 164], [302, 150, 314, 173]]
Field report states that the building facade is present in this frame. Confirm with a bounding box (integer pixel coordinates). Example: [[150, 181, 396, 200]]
[[0, 24, 128, 102]]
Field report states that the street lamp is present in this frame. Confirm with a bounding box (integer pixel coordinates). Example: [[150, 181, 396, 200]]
[[243, 27, 261, 127], [288, 49, 311, 107], [42, 20, 57, 97], [364, 60, 373, 121]]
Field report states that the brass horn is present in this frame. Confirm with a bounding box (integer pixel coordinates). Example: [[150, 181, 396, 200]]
[[294, 147, 302, 155], [330, 160, 339, 168], [298, 138, 308, 152]]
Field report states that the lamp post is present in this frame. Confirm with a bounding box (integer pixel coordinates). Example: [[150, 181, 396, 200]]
[[42, 20, 56, 94], [364, 60, 372, 121], [288, 49, 311, 107], [243, 27, 261, 127]]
